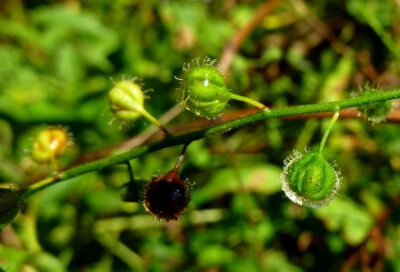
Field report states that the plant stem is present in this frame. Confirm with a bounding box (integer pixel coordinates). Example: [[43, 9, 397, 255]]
[[319, 111, 340, 152], [126, 161, 134, 182], [229, 93, 267, 109], [23, 89, 400, 198], [94, 229, 144, 271], [140, 108, 170, 135], [173, 143, 189, 172]]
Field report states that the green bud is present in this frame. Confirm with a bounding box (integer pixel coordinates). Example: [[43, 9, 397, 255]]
[[280, 150, 341, 208], [109, 79, 169, 134], [0, 188, 24, 230], [109, 80, 145, 121], [31, 128, 70, 171]]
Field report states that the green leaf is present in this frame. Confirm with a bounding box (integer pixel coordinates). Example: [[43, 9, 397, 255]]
[[85, 188, 122, 215], [314, 196, 374, 246], [346, 0, 398, 56], [193, 164, 281, 206], [197, 244, 235, 266], [0, 188, 24, 231], [263, 250, 304, 272]]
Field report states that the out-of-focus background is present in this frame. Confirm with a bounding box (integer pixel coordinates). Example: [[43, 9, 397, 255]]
[[1, 0, 400, 271]]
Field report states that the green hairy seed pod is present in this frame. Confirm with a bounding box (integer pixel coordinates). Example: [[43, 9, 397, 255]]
[[178, 57, 266, 119], [184, 65, 231, 119], [357, 89, 392, 124], [109, 80, 145, 121], [281, 150, 341, 208]]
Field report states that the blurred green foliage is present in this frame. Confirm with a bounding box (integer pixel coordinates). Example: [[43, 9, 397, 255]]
[[0, 0, 400, 271]]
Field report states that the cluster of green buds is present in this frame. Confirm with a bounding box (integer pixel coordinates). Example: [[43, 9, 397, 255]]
[[177, 57, 268, 119], [1, 55, 396, 232], [108, 59, 396, 214]]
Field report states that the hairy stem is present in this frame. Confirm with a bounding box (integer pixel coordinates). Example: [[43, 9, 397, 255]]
[[23, 89, 400, 198]]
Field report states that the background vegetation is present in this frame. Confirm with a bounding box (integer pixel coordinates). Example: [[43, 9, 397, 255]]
[[1, 0, 400, 271]]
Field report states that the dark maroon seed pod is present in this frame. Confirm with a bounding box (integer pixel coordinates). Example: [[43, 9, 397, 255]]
[[143, 170, 191, 221]]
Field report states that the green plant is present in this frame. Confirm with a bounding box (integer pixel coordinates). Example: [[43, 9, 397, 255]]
[[2, 84, 398, 228], [1, 1, 400, 271]]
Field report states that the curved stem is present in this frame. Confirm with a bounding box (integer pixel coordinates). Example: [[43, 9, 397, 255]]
[[218, 0, 284, 77], [229, 93, 267, 109], [126, 161, 134, 182], [319, 111, 340, 152], [23, 89, 400, 198], [139, 108, 170, 136], [94, 229, 144, 271]]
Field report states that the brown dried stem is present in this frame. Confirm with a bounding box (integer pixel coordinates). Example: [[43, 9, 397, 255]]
[[218, 0, 284, 78]]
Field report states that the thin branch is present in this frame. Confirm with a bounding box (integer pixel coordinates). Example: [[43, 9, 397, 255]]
[[173, 143, 189, 172], [71, 106, 181, 166], [125, 161, 134, 182], [290, 0, 381, 81], [319, 111, 340, 152], [166, 107, 400, 137], [22, 89, 400, 198], [218, 0, 284, 78], [290, 0, 352, 56]]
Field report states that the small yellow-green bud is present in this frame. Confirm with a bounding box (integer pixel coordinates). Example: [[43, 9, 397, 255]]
[[31, 128, 69, 164], [108, 79, 170, 134], [280, 150, 341, 208], [109, 80, 145, 121]]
